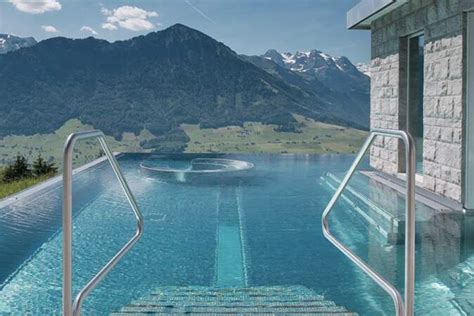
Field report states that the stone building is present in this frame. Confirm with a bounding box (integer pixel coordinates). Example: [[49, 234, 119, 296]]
[[348, 0, 474, 209]]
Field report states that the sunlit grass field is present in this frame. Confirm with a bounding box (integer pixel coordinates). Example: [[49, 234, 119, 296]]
[[0, 174, 53, 199], [183, 114, 367, 154], [0, 115, 367, 198], [0, 119, 153, 169]]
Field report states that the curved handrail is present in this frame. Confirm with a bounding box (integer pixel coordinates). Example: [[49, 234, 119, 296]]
[[321, 128, 416, 316], [62, 130, 144, 316]]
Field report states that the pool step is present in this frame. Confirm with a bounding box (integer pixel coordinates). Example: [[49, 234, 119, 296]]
[[110, 286, 357, 315], [436, 254, 474, 315], [321, 172, 404, 244]]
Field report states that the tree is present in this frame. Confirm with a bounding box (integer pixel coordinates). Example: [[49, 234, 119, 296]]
[[96, 149, 105, 158], [3, 155, 32, 182], [32, 154, 58, 177]]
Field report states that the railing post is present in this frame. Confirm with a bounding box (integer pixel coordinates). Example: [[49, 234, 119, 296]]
[[63, 134, 76, 316], [322, 128, 416, 316], [403, 131, 416, 316], [62, 131, 144, 316]]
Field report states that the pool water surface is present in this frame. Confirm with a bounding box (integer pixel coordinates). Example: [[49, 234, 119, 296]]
[[0, 153, 472, 315]]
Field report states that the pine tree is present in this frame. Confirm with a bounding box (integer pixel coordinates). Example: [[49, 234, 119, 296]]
[[97, 149, 105, 158], [3, 155, 32, 182], [32, 154, 58, 177]]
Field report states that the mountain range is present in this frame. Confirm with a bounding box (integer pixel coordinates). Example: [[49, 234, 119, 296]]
[[0, 24, 369, 151], [0, 34, 37, 54], [356, 63, 370, 77], [262, 49, 369, 93], [242, 49, 369, 128]]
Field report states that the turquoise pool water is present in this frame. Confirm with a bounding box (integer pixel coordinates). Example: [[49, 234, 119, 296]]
[[0, 153, 472, 315]]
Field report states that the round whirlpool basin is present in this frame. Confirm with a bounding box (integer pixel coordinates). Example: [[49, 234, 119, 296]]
[[140, 157, 255, 184]]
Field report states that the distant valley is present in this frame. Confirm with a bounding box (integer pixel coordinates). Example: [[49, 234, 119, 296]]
[[0, 24, 369, 165]]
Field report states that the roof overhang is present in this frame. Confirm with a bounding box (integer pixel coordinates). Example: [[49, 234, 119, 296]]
[[347, 0, 408, 30]]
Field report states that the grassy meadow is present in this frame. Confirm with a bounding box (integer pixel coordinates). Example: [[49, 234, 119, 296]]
[[0, 119, 154, 169], [183, 114, 367, 154], [0, 114, 367, 198], [0, 173, 53, 199]]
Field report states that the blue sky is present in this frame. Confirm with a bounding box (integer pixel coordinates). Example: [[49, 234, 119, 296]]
[[0, 0, 370, 63]]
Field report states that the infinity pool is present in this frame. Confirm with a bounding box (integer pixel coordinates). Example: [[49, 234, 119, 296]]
[[0, 153, 472, 315]]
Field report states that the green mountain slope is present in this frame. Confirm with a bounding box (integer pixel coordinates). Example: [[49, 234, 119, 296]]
[[0, 24, 346, 139], [0, 24, 358, 142]]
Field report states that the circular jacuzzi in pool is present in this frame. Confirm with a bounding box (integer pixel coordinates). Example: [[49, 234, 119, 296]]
[[140, 157, 255, 183]]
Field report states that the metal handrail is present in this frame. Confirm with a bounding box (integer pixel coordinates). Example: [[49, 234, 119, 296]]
[[62, 130, 144, 316], [322, 128, 416, 316]]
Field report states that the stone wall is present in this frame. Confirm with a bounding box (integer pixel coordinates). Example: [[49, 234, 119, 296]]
[[423, 35, 463, 200], [370, 54, 402, 175], [369, 0, 469, 202]]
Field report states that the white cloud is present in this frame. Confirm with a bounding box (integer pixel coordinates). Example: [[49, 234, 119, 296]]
[[118, 18, 154, 32], [101, 23, 117, 31], [80, 26, 98, 35], [9, 0, 61, 14], [101, 6, 159, 31], [100, 7, 111, 16], [41, 25, 58, 33]]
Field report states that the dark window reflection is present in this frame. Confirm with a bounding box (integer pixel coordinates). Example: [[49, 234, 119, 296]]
[[408, 34, 425, 174]]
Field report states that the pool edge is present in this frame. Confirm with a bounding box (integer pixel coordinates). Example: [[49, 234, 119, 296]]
[[0, 153, 123, 209]]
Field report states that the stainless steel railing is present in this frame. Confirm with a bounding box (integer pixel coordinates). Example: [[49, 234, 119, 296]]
[[62, 130, 144, 316], [322, 129, 416, 316]]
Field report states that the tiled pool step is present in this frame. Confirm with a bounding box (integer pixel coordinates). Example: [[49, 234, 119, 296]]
[[407, 255, 474, 315], [321, 172, 403, 243], [321, 171, 456, 245], [110, 286, 358, 315], [437, 255, 474, 315]]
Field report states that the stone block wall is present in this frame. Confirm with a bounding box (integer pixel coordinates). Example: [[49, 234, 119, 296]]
[[369, 0, 470, 202], [370, 54, 402, 175], [423, 35, 463, 200]]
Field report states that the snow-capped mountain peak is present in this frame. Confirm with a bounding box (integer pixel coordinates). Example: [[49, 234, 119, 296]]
[[260, 48, 370, 97], [0, 34, 37, 54], [281, 52, 296, 65], [262, 49, 365, 77], [356, 63, 371, 77]]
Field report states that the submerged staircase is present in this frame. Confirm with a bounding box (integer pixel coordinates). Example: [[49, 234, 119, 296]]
[[110, 286, 357, 315], [111, 186, 357, 315], [321, 172, 404, 244]]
